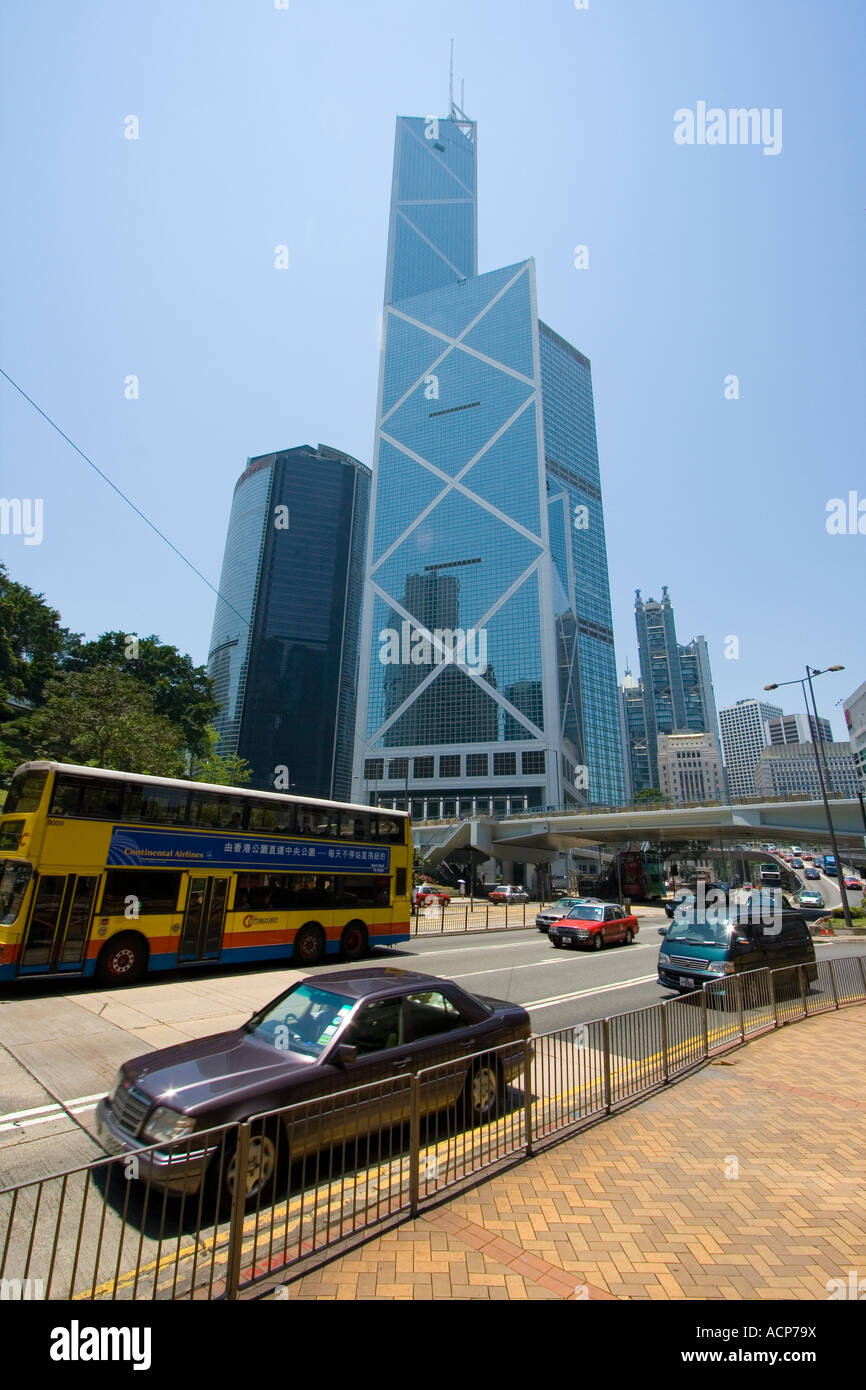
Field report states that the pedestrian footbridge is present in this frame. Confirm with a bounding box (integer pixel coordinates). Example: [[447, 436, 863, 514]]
[[413, 796, 866, 867]]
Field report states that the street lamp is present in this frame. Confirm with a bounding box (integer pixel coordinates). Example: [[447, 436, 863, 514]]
[[764, 665, 853, 932]]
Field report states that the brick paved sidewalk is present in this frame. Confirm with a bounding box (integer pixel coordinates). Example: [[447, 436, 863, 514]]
[[272, 1010, 866, 1300]]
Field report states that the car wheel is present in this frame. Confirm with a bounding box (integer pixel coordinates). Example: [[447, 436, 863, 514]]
[[464, 1062, 502, 1123], [340, 921, 368, 962], [219, 1126, 282, 1212], [551, 939, 563, 949], [592, 932, 604, 951], [624, 928, 634, 945], [96, 932, 148, 987], [292, 922, 326, 966]]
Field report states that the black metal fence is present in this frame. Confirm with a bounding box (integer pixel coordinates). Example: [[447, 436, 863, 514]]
[[2, 954, 864, 1302]]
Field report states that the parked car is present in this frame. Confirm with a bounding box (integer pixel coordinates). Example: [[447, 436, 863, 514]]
[[797, 889, 824, 908], [96, 968, 531, 1207], [549, 902, 638, 951], [803, 867, 821, 881], [844, 875, 862, 891], [488, 885, 529, 904], [657, 891, 816, 996], [535, 897, 600, 932], [413, 886, 451, 907]]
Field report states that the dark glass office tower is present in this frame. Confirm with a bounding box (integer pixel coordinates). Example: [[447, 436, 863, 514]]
[[207, 444, 370, 800], [630, 586, 719, 792], [352, 108, 624, 814]]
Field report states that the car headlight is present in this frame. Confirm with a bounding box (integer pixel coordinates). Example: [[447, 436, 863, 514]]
[[143, 1106, 197, 1145], [705, 961, 735, 975], [659, 952, 671, 965]]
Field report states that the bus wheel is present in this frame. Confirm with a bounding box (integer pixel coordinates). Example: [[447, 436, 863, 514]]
[[293, 923, 325, 967], [96, 933, 148, 987], [340, 922, 368, 962]]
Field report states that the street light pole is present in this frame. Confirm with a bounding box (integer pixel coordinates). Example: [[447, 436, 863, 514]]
[[764, 665, 853, 933], [804, 666, 853, 932]]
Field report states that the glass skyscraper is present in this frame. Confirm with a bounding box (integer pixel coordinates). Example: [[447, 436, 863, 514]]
[[352, 109, 624, 815], [207, 444, 370, 801], [629, 587, 720, 793]]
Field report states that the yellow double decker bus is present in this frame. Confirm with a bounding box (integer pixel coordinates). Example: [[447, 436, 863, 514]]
[[0, 762, 412, 986]]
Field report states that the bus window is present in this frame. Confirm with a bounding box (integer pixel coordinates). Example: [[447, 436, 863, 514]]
[[0, 860, 33, 925], [0, 820, 25, 852], [375, 815, 403, 844], [125, 785, 190, 824], [101, 870, 183, 916], [4, 770, 48, 815], [296, 807, 337, 838], [339, 875, 390, 909]]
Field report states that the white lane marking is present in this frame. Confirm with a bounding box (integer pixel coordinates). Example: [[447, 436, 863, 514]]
[[0, 1092, 104, 1131], [403, 936, 538, 958], [523, 974, 660, 1011], [450, 943, 657, 980]]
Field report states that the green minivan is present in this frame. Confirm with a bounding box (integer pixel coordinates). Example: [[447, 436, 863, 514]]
[[657, 890, 816, 995]]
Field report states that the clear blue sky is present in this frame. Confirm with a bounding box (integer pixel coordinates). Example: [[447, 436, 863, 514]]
[[1, 0, 863, 739]]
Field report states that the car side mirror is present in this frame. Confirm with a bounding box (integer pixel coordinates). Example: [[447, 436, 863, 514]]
[[658, 926, 667, 937], [333, 1044, 357, 1067]]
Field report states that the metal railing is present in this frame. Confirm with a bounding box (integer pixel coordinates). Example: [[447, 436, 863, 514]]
[[410, 899, 552, 935], [2, 954, 864, 1301]]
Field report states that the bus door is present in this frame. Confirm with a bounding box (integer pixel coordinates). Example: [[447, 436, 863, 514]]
[[18, 873, 99, 975], [178, 876, 230, 962]]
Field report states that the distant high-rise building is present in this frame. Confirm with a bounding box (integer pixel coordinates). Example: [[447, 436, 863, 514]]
[[755, 741, 860, 799], [657, 731, 728, 805], [843, 678, 866, 787], [718, 698, 783, 801], [351, 106, 624, 817], [207, 444, 370, 800], [765, 712, 833, 747], [619, 668, 648, 801], [628, 587, 719, 794]]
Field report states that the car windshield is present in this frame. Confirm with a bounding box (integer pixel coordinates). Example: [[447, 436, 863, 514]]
[[665, 916, 739, 948], [665, 891, 787, 946], [548, 898, 578, 911], [246, 983, 355, 1058], [564, 905, 604, 922]]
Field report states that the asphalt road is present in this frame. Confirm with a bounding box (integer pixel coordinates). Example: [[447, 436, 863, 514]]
[[1, 907, 864, 1192]]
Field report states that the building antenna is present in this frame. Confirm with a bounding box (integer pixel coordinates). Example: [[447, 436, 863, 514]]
[[449, 38, 454, 114]]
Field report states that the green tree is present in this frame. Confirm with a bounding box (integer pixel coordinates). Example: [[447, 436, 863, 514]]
[[188, 726, 252, 787], [24, 668, 187, 776], [634, 787, 666, 804], [0, 562, 80, 704], [67, 632, 218, 757], [0, 562, 81, 768]]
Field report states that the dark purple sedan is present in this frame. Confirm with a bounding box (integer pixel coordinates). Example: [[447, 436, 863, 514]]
[[96, 968, 530, 1206]]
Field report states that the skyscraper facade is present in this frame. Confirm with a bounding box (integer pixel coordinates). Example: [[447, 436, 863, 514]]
[[207, 444, 370, 801], [352, 109, 624, 816], [765, 713, 833, 747], [629, 587, 719, 793], [718, 698, 783, 801]]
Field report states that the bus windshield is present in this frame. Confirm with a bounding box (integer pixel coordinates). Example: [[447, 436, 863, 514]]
[[3, 770, 48, 815]]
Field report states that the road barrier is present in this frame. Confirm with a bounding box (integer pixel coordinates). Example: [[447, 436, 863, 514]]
[[410, 898, 545, 935], [2, 954, 864, 1301]]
